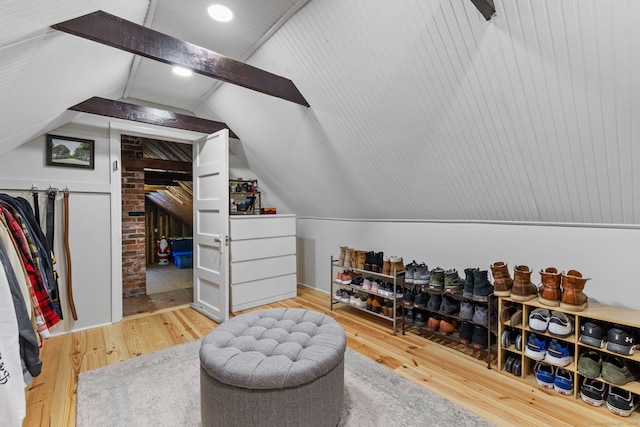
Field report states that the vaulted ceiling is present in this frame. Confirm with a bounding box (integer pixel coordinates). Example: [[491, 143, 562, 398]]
[[2, 0, 640, 224]]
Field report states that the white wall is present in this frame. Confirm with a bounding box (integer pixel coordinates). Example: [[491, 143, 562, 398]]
[[0, 122, 112, 333], [297, 218, 640, 311]]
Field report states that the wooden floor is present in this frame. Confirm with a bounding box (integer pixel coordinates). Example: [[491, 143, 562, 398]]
[[25, 285, 637, 426]]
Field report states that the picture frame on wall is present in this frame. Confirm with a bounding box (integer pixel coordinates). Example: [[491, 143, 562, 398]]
[[46, 134, 95, 169]]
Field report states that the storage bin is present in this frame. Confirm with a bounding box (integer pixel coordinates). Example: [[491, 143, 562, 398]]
[[172, 251, 193, 269], [169, 237, 193, 253]]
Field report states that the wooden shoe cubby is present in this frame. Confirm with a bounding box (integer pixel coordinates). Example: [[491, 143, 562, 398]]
[[330, 256, 404, 335], [497, 296, 640, 419]]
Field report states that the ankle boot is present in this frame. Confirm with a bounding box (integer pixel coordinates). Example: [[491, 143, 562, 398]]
[[538, 267, 561, 307], [444, 269, 464, 294], [491, 261, 513, 297], [463, 268, 478, 298], [560, 269, 590, 312], [472, 269, 493, 302], [373, 252, 384, 273], [428, 267, 445, 290], [382, 255, 391, 276], [338, 246, 348, 266], [364, 251, 375, 271], [389, 256, 404, 275], [344, 248, 353, 268], [357, 251, 366, 270], [511, 265, 537, 301]]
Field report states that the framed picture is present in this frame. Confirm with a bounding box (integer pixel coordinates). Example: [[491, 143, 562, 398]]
[[46, 134, 95, 169]]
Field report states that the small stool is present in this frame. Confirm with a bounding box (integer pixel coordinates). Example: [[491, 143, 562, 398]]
[[199, 308, 346, 427]]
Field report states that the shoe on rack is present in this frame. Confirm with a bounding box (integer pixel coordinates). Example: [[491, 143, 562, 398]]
[[524, 333, 548, 361], [362, 277, 373, 291], [538, 267, 561, 307], [413, 263, 430, 285], [414, 309, 428, 327], [349, 294, 359, 306], [351, 277, 364, 288], [428, 267, 445, 290], [444, 269, 464, 294], [544, 339, 574, 367], [601, 355, 640, 385], [371, 296, 383, 314], [371, 279, 381, 294], [439, 318, 458, 335], [548, 311, 574, 338], [427, 316, 441, 332], [580, 378, 607, 407], [343, 248, 353, 268], [372, 252, 384, 273], [560, 269, 590, 312], [511, 265, 537, 301], [389, 256, 405, 274], [403, 287, 416, 308], [471, 325, 489, 349], [355, 295, 367, 309], [459, 321, 474, 344], [529, 308, 551, 332], [554, 368, 574, 396], [427, 293, 442, 312], [439, 294, 460, 316], [472, 269, 494, 302], [472, 305, 488, 326], [462, 268, 478, 299], [404, 309, 415, 325], [364, 251, 375, 271], [366, 294, 374, 311], [404, 260, 418, 284], [579, 321, 606, 348], [605, 326, 638, 356], [535, 362, 555, 389], [490, 261, 513, 297], [606, 385, 640, 417], [459, 300, 475, 320], [382, 255, 391, 276], [413, 290, 428, 309], [577, 350, 603, 379]]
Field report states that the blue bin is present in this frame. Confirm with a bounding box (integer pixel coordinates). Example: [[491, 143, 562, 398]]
[[172, 251, 193, 269]]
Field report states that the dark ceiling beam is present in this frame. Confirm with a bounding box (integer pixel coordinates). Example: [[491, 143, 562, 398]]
[[70, 97, 238, 138], [52, 11, 309, 107], [470, 0, 496, 21], [145, 170, 193, 185], [125, 157, 192, 172]]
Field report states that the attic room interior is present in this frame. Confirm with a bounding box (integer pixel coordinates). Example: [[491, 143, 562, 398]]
[[4, 0, 640, 425]]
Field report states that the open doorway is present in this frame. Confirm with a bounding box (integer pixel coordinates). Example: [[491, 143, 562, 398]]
[[120, 134, 194, 317]]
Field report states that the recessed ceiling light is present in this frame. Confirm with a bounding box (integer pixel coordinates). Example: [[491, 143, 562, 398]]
[[172, 66, 193, 77], [208, 4, 233, 22]]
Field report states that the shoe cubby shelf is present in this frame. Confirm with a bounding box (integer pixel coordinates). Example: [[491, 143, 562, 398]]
[[330, 256, 404, 335], [497, 296, 640, 418]]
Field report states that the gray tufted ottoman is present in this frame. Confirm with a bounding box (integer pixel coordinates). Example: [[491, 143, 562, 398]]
[[199, 308, 347, 427]]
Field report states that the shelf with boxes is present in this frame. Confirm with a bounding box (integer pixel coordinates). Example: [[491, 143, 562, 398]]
[[229, 179, 261, 215], [330, 253, 405, 336], [496, 266, 640, 419], [401, 264, 497, 368]]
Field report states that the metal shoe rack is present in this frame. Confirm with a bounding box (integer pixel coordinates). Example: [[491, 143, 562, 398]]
[[329, 256, 404, 335], [401, 286, 495, 369]]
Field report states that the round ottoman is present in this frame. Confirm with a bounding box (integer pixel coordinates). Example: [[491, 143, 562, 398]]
[[199, 308, 347, 427]]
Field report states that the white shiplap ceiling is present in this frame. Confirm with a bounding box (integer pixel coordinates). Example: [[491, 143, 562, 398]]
[[1, 0, 640, 225]]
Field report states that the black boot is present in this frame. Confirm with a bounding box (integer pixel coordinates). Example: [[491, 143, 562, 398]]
[[463, 268, 478, 298], [472, 269, 493, 302]]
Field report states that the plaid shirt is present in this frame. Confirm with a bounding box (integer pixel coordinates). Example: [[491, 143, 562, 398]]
[[0, 205, 59, 338]]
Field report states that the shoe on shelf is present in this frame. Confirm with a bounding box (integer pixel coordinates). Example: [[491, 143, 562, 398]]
[[371, 296, 383, 314], [349, 294, 359, 306], [529, 308, 551, 333], [471, 325, 489, 349], [579, 321, 606, 348], [404, 309, 415, 325], [444, 269, 464, 294], [366, 294, 374, 311], [428, 267, 445, 290], [355, 295, 367, 309], [580, 378, 607, 407], [472, 269, 494, 302], [605, 326, 638, 356], [538, 267, 561, 307], [413, 263, 430, 285], [577, 350, 603, 379], [414, 309, 428, 327], [404, 260, 418, 284], [388, 256, 405, 274], [404, 287, 416, 308], [535, 362, 555, 389], [524, 334, 548, 361], [439, 294, 460, 316], [459, 321, 474, 345], [462, 268, 478, 299], [606, 385, 640, 417], [490, 261, 513, 297], [459, 300, 475, 320], [351, 277, 364, 288], [427, 316, 441, 332], [544, 339, 574, 367], [472, 305, 488, 326], [427, 293, 442, 312], [413, 290, 428, 309], [548, 311, 574, 338], [511, 265, 538, 301], [439, 318, 458, 335], [601, 355, 640, 385], [371, 279, 381, 294], [382, 255, 391, 276], [554, 368, 574, 396], [362, 277, 372, 291]]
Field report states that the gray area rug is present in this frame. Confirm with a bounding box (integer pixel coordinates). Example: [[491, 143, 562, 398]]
[[76, 339, 493, 427]]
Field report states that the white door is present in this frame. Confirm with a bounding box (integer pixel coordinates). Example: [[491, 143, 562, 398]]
[[191, 129, 229, 323]]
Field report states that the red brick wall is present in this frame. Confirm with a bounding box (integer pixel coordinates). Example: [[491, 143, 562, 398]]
[[121, 136, 146, 297]]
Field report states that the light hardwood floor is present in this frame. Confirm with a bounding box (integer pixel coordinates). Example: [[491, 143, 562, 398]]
[[25, 285, 637, 426]]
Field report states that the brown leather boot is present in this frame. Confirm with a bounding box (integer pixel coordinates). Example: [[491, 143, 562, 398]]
[[382, 255, 391, 276], [511, 265, 537, 301], [538, 267, 561, 306], [491, 261, 513, 297], [344, 248, 353, 268], [357, 250, 366, 270], [389, 256, 404, 274], [560, 269, 590, 311]]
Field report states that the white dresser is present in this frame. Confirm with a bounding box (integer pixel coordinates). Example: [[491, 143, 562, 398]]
[[229, 214, 297, 312]]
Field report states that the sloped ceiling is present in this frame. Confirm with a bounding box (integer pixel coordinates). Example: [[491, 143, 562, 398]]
[[1, 0, 640, 224]]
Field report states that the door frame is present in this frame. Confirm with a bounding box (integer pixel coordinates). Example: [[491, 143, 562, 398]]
[[108, 121, 208, 323]]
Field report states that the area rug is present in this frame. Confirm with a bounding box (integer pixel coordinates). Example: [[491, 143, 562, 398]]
[[76, 339, 493, 427]]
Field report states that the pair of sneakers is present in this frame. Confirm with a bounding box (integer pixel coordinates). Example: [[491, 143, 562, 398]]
[[581, 379, 640, 417], [529, 308, 574, 337], [534, 362, 573, 395], [459, 300, 489, 325], [524, 334, 573, 367]]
